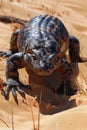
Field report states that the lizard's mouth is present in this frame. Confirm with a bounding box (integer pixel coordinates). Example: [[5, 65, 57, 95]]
[[24, 53, 62, 76]]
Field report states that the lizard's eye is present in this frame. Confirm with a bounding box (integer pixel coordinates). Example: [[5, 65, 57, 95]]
[[24, 54, 38, 63]]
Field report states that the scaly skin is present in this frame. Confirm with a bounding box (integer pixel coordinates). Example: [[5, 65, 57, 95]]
[[0, 15, 87, 101]]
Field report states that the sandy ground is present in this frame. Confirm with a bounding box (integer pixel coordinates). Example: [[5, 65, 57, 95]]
[[0, 0, 87, 130]]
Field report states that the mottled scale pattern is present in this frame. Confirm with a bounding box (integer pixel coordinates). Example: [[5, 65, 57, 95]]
[[17, 15, 69, 75]]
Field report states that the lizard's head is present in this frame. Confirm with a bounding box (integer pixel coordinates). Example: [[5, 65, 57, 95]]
[[24, 49, 62, 76]]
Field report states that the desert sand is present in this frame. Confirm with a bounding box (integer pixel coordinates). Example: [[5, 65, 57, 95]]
[[0, 0, 87, 130]]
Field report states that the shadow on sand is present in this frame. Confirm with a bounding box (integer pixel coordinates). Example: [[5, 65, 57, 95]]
[[20, 86, 77, 115]]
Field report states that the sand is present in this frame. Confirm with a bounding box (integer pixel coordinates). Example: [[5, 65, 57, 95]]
[[0, 0, 87, 130]]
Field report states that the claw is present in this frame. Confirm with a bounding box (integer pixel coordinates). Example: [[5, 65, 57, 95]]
[[4, 78, 27, 101], [21, 84, 32, 90], [3, 54, 9, 58], [4, 85, 11, 100], [0, 51, 6, 57], [12, 87, 18, 104], [0, 50, 12, 57], [12, 87, 17, 98], [17, 86, 26, 99], [17, 86, 25, 95], [3, 50, 12, 58]]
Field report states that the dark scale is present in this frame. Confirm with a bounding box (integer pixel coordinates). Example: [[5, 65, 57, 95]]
[[0, 15, 87, 101]]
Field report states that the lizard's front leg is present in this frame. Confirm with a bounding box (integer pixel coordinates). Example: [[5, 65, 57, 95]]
[[64, 61, 79, 95], [57, 60, 79, 96], [4, 52, 31, 100]]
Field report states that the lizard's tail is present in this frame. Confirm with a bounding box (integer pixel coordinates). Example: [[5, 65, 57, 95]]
[[0, 15, 28, 25]]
